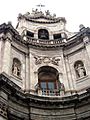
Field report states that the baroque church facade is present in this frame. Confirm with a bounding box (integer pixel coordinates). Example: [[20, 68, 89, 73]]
[[0, 9, 90, 120]]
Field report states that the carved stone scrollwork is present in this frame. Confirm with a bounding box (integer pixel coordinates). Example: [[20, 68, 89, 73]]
[[34, 56, 42, 65], [51, 57, 61, 66], [0, 101, 7, 118], [34, 55, 61, 66]]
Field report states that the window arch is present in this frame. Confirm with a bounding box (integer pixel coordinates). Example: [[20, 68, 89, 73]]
[[74, 60, 86, 78], [12, 58, 21, 77], [38, 29, 49, 39], [36, 66, 65, 96]]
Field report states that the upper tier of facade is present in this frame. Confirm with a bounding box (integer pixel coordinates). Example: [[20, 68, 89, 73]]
[[0, 9, 90, 120], [0, 9, 90, 98], [16, 9, 75, 43]]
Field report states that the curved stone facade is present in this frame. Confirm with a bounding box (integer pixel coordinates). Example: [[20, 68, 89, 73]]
[[0, 9, 90, 119], [0, 74, 90, 120]]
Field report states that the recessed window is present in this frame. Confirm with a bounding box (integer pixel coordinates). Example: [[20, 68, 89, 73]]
[[27, 30, 34, 37], [53, 33, 62, 39], [36, 66, 65, 96], [38, 29, 49, 39]]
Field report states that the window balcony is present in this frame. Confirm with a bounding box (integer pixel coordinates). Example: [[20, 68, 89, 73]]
[[37, 88, 64, 96]]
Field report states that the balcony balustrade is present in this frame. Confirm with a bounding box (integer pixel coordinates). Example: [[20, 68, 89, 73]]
[[25, 36, 65, 46], [37, 88, 64, 96]]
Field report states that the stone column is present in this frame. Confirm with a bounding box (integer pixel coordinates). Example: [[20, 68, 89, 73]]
[[2, 33, 12, 75], [25, 54, 30, 92]]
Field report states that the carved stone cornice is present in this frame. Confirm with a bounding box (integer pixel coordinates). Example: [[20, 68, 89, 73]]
[[0, 22, 90, 49], [0, 23, 87, 49]]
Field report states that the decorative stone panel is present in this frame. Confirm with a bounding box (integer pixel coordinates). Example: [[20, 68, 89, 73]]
[[0, 101, 7, 119]]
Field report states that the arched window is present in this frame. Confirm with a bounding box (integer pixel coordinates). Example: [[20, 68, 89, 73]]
[[74, 60, 86, 78], [12, 58, 21, 77], [38, 29, 49, 39], [36, 66, 65, 96]]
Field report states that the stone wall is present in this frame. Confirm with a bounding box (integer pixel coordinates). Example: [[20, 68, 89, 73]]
[[0, 74, 90, 120]]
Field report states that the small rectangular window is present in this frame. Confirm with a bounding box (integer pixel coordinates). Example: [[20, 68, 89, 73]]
[[53, 33, 61, 39], [27, 31, 34, 37]]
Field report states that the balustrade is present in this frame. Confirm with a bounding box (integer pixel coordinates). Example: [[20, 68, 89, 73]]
[[26, 36, 64, 46], [41, 89, 61, 96]]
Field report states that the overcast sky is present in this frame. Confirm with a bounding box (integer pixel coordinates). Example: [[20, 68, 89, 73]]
[[0, 0, 90, 32]]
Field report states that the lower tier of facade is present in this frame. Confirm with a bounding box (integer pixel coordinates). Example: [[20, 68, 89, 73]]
[[0, 73, 90, 120]]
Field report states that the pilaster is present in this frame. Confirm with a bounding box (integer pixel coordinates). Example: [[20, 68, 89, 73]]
[[65, 56, 76, 91], [2, 33, 12, 75], [83, 36, 90, 76], [61, 54, 69, 90], [83, 36, 90, 57], [25, 54, 30, 92], [59, 73, 63, 83]]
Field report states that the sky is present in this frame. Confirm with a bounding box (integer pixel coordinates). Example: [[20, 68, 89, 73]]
[[0, 0, 90, 32]]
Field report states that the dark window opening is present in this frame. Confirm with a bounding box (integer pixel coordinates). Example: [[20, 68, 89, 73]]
[[53, 33, 62, 39], [38, 66, 59, 95], [35, 66, 65, 96], [27, 31, 34, 37], [38, 29, 49, 39]]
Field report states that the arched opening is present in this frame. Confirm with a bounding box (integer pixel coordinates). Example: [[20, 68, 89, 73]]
[[74, 60, 86, 78], [12, 58, 21, 77], [38, 29, 49, 39], [36, 66, 65, 96]]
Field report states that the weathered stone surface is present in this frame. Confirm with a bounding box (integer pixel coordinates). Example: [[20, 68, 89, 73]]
[[0, 10, 90, 120]]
